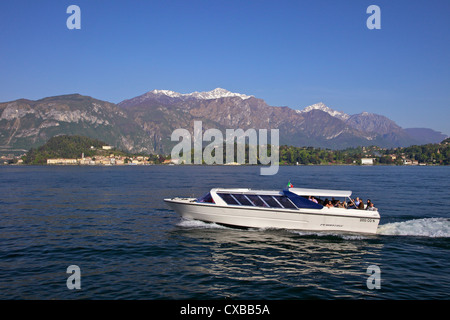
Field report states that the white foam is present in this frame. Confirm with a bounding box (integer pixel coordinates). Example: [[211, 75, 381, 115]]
[[289, 230, 367, 240], [176, 219, 228, 229], [377, 218, 450, 238]]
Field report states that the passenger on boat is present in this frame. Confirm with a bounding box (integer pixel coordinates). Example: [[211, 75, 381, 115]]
[[309, 196, 318, 204], [331, 197, 337, 205], [347, 199, 356, 209], [334, 200, 346, 208], [366, 202, 377, 211], [358, 199, 365, 210], [325, 200, 334, 208], [354, 197, 361, 207]]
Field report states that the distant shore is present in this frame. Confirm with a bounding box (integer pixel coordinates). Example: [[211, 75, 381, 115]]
[[2, 162, 446, 167], [3, 135, 449, 166]]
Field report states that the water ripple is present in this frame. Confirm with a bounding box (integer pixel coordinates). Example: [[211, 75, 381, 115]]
[[0, 165, 449, 299]]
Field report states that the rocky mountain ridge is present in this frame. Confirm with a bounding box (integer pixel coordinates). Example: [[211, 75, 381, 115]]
[[0, 89, 447, 155], [0, 94, 154, 155]]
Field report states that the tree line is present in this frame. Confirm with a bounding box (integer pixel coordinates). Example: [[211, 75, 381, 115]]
[[20, 135, 450, 165], [22, 135, 118, 165], [278, 138, 450, 165]]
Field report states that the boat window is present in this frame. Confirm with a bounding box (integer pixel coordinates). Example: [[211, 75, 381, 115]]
[[259, 195, 282, 208], [283, 190, 323, 209], [218, 192, 301, 209], [217, 193, 240, 205], [246, 195, 267, 207], [232, 194, 254, 206], [273, 195, 297, 209]]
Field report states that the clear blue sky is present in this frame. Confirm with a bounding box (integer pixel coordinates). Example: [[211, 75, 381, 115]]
[[0, 0, 449, 135]]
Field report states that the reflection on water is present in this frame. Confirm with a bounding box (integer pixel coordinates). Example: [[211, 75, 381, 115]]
[[171, 220, 383, 299]]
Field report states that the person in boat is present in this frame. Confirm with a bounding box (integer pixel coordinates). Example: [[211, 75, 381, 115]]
[[347, 198, 357, 209], [358, 199, 365, 210], [354, 197, 361, 207], [366, 202, 377, 211], [325, 200, 334, 208], [335, 200, 346, 208], [366, 199, 372, 209], [309, 196, 318, 204]]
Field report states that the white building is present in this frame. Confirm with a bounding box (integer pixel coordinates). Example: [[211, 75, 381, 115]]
[[361, 158, 375, 165]]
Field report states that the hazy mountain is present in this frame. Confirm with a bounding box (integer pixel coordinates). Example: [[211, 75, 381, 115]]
[[404, 128, 448, 145], [298, 104, 448, 148], [344, 112, 417, 147]]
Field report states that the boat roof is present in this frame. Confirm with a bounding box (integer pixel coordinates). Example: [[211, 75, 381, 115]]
[[212, 188, 282, 196], [288, 187, 352, 198], [211, 187, 351, 198]]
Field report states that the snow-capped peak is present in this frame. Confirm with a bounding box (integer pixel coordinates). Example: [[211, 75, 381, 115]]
[[190, 88, 253, 100], [297, 102, 350, 121], [150, 88, 252, 100], [150, 89, 182, 98]]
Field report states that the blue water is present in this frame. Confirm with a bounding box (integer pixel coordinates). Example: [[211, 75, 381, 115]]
[[0, 165, 449, 300]]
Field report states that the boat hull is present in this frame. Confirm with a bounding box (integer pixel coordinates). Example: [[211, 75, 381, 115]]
[[164, 198, 380, 234]]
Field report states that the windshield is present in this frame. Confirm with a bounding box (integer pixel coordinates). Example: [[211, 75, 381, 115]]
[[196, 192, 214, 203]]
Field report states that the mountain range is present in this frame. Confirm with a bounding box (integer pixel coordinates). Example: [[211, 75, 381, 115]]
[[0, 88, 447, 155]]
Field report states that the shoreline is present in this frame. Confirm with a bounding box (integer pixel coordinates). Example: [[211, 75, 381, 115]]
[[2, 163, 447, 167]]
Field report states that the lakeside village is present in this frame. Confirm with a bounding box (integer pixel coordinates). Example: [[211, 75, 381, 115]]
[[46, 145, 160, 166], [2, 145, 169, 166], [2, 139, 449, 166]]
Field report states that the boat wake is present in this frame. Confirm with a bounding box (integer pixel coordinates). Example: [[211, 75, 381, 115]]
[[177, 217, 450, 240], [176, 219, 228, 229], [177, 219, 371, 240], [377, 218, 450, 238]]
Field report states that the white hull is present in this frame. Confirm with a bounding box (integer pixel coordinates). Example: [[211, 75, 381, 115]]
[[165, 198, 380, 234]]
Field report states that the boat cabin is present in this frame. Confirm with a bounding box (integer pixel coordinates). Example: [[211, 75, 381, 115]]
[[196, 188, 354, 210]]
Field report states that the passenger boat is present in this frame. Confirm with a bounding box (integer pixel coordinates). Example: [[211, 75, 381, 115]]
[[164, 187, 380, 234]]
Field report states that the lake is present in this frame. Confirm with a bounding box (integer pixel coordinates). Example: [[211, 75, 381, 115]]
[[0, 165, 449, 300]]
